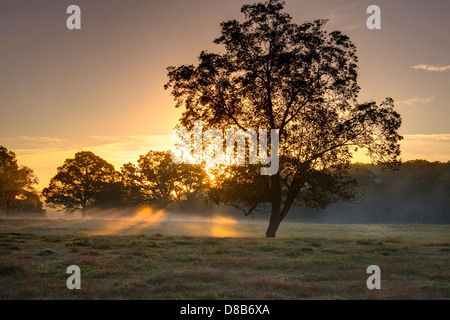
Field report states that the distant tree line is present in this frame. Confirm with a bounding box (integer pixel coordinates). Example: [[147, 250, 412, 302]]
[[41, 150, 205, 218], [289, 161, 450, 224], [0, 145, 448, 223]]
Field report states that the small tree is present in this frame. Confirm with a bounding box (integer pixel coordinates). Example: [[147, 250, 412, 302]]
[[165, 0, 403, 237], [0, 146, 44, 217], [42, 151, 117, 217]]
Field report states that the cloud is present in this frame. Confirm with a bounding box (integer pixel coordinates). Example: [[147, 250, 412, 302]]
[[402, 134, 450, 143], [85, 135, 173, 167], [397, 96, 436, 106], [19, 136, 65, 143], [19, 136, 65, 147], [2, 136, 67, 154], [411, 64, 450, 72], [326, 2, 365, 31]]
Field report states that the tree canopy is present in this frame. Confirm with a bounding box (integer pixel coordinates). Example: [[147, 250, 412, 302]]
[[121, 151, 205, 210], [42, 151, 117, 217], [165, 0, 403, 237]]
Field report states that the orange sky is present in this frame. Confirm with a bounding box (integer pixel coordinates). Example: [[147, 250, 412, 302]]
[[1, 0, 449, 189]]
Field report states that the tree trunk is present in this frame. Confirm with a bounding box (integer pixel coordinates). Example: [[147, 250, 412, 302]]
[[265, 178, 300, 238], [265, 211, 282, 238], [265, 173, 282, 238]]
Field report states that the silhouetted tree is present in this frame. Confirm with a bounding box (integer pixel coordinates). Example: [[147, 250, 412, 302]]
[[0, 146, 44, 217], [165, 0, 402, 237], [121, 151, 205, 209], [42, 151, 117, 218]]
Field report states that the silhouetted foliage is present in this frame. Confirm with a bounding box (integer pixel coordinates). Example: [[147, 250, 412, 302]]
[[91, 181, 127, 212], [121, 151, 205, 210], [121, 162, 144, 208], [0, 146, 45, 218], [165, 0, 402, 237], [42, 151, 117, 217]]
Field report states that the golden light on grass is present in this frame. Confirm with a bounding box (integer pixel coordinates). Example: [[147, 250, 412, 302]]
[[183, 214, 240, 237], [210, 215, 238, 237], [89, 206, 166, 235], [211, 215, 237, 225], [135, 206, 166, 223]]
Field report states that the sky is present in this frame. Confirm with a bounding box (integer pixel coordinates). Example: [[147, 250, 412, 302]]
[[1, 0, 449, 189]]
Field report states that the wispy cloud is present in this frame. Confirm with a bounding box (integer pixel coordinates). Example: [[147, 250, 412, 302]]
[[85, 135, 173, 166], [411, 64, 450, 72], [326, 2, 365, 31], [91, 136, 129, 142], [402, 134, 450, 143], [19, 136, 65, 143], [8, 136, 67, 152], [397, 96, 436, 106]]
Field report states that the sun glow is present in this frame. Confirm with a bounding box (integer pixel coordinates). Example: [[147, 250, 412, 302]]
[[88, 206, 166, 235], [210, 215, 238, 237]]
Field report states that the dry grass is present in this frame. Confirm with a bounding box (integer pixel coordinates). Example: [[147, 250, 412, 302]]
[[0, 220, 449, 300]]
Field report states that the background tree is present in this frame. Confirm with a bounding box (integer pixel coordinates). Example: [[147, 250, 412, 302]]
[[0, 146, 44, 217], [14, 190, 46, 217], [42, 151, 117, 217], [121, 162, 145, 208], [165, 0, 402, 237], [121, 151, 205, 209]]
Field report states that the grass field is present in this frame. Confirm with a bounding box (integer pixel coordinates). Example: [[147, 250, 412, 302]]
[[0, 219, 449, 299]]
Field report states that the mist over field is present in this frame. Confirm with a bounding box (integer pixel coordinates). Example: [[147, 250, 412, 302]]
[[1, 215, 448, 241], [4, 160, 449, 227]]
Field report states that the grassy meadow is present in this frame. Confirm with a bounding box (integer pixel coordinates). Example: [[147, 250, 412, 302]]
[[0, 218, 449, 299]]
